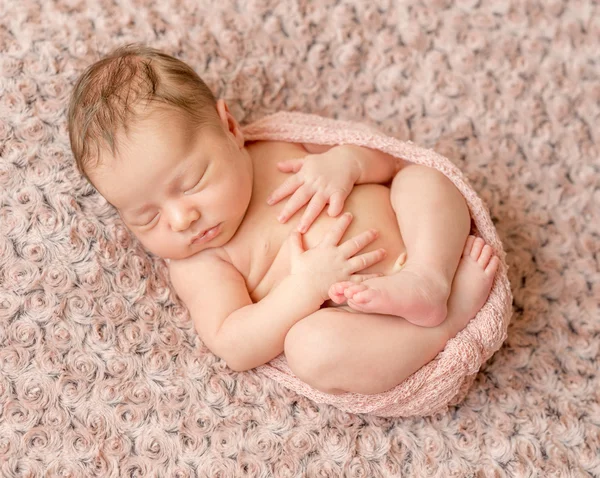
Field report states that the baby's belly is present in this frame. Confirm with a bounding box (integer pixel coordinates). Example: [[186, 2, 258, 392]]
[[249, 184, 406, 302]]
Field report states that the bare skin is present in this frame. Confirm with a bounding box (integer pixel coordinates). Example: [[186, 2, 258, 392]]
[[334, 236, 497, 318], [286, 235, 499, 395], [89, 98, 500, 395], [272, 156, 472, 328]]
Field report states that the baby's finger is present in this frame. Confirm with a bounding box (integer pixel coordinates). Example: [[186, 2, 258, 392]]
[[276, 158, 304, 173], [347, 248, 387, 273], [288, 230, 305, 255], [267, 175, 303, 206], [278, 185, 314, 223], [297, 193, 328, 233], [339, 228, 379, 257], [327, 191, 346, 217], [319, 212, 353, 246]]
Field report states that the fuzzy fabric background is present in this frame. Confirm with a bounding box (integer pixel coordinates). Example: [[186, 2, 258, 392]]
[[0, 0, 598, 476]]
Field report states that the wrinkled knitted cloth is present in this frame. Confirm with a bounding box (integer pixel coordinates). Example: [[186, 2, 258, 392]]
[[242, 112, 513, 417]]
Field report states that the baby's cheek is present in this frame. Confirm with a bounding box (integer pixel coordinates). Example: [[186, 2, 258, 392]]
[[135, 231, 167, 257]]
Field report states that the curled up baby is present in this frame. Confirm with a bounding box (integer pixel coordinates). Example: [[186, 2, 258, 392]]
[[68, 44, 499, 396]]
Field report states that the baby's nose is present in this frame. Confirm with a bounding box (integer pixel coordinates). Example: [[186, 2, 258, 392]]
[[169, 204, 200, 232]]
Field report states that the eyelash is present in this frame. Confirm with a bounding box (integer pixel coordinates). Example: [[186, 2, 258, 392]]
[[134, 170, 206, 227], [137, 213, 159, 228], [184, 175, 204, 195]]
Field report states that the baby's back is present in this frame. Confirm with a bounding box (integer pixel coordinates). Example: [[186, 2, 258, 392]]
[[218, 141, 407, 303]]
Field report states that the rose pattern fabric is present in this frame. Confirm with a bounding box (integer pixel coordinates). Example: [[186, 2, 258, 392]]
[[0, 0, 598, 475]]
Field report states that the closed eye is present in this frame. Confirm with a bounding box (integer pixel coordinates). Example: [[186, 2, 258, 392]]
[[133, 213, 160, 228], [184, 176, 203, 195], [184, 163, 210, 195]]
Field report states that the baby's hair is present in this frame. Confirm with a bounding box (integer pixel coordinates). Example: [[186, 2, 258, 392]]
[[67, 43, 217, 179]]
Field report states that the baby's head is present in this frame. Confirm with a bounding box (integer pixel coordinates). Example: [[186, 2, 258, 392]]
[[68, 44, 253, 260]]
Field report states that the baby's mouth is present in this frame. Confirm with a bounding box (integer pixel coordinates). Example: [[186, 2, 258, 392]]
[[191, 223, 221, 245]]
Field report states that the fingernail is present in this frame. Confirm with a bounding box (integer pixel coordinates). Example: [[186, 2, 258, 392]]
[[267, 198, 273, 205], [278, 215, 284, 222], [298, 224, 306, 233]]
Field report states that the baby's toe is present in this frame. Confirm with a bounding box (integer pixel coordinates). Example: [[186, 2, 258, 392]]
[[333, 281, 354, 291], [486, 256, 500, 276], [344, 284, 368, 299], [470, 237, 485, 259], [328, 281, 354, 303], [328, 293, 346, 304], [328, 287, 345, 304], [478, 245, 493, 267], [351, 288, 377, 304]]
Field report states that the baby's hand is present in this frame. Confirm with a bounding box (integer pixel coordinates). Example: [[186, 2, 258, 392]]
[[267, 146, 361, 233], [289, 212, 386, 304]]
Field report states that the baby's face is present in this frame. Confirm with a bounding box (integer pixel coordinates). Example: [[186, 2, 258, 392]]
[[89, 103, 253, 260]]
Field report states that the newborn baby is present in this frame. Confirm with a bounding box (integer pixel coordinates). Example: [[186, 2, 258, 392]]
[[68, 44, 499, 395]]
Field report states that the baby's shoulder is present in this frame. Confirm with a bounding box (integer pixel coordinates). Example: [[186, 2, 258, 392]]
[[168, 247, 244, 296]]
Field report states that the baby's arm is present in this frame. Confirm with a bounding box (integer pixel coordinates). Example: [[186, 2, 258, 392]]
[[169, 251, 321, 372], [303, 143, 406, 185], [341, 145, 405, 185], [269, 144, 407, 233], [169, 214, 385, 372]]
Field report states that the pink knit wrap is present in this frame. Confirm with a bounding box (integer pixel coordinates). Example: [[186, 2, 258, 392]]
[[241, 112, 513, 417]]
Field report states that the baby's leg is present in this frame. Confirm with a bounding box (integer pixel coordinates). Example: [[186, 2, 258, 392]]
[[337, 165, 471, 327], [284, 237, 499, 395]]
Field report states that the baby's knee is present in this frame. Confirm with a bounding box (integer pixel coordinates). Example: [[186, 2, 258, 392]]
[[393, 164, 456, 193]]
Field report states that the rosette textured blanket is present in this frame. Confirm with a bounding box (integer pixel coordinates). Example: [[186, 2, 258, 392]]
[[0, 0, 598, 476], [243, 111, 513, 417]]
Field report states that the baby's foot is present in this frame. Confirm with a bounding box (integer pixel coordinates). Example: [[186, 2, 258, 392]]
[[338, 260, 452, 327], [441, 237, 500, 338], [332, 236, 498, 327], [328, 273, 384, 305]]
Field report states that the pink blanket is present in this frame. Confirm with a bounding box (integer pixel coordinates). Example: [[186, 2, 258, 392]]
[[242, 112, 513, 417]]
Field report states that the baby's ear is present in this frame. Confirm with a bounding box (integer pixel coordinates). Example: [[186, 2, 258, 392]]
[[216, 99, 244, 148]]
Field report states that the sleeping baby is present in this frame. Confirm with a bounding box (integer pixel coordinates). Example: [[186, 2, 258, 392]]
[[67, 44, 499, 396]]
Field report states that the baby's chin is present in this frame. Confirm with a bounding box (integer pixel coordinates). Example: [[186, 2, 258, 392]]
[[132, 236, 196, 261], [136, 243, 195, 262], [153, 243, 217, 262], [156, 249, 197, 262]]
